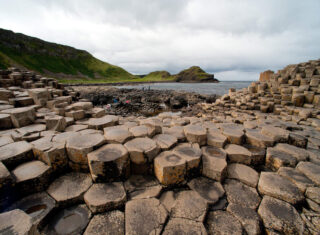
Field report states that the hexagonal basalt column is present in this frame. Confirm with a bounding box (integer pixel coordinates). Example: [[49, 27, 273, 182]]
[[201, 146, 227, 182], [88, 144, 130, 182], [153, 134, 178, 150], [104, 126, 133, 144], [88, 115, 119, 130], [1, 106, 36, 128], [0, 141, 33, 169], [0, 209, 36, 235], [183, 124, 207, 146]]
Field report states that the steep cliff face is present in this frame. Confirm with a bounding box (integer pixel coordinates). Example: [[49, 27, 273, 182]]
[[174, 66, 218, 82], [0, 28, 134, 80]]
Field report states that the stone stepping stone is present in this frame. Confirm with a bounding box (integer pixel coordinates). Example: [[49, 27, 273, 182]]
[[222, 127, 244, 145], [45, 115, 67, 131], [258, 196, 305, 234], [52, 131, 78, 143], [43, 204, 91, 235], [162, 218, 207, 235], [206, 210, 243, 235], [88, 115, 119, 130], [65, 124, 88, 132], [159, 191, 177, 213], [153, 134, 177, 150], [139, 118, 162, 134], [66, 110, 85, 120], [66, 133, 106, 165], [0, 113, 12, 129], [154, 151, 186, 186], [104, 125, 133, 144], [224, 179, 261, 209], [27, 88, 50, 106], [171, 190, 208, 222], [88, 107, 106, 118], [227, 163, 259, 188], [278, 167, 314, 193], [84, 182, 126, 214], [266, 147, 297, 171], [17, 123, 46, 136], [183, 124, 207, 145], [244, 145, 265, 165], [173, 143, 202, 173], [88, 144, 129, 182], [0, 135, 13, 147], [124, 175, 162, 200], [225, 144, 252, 165], [0, 209, 35, 235], [31, 137, 67, 170], [245, 129, 274, 148], [275, 143, 309, 161], [261, 125, 289, 143], [188, 177, 225, 205], [1, 106, 36, 128], [162, 126, 186, 142], [306, 187, 320, 204], [7, 192, 55, 226], [129, 125, 155, 138], [67, 101, 93, 111], [47, 172, 92, 206], [12, 160, 51, 194], [296, 161, 320, 186], [0, 141, 33, 169], [201, 146, 227, 181], [227, 203, 262, 235], [84, 210, 124, 235], [124, 137, 160, 164], [125, 198, 168, 235], [207, 129, 227, 148], [258, 172, 304, 204]]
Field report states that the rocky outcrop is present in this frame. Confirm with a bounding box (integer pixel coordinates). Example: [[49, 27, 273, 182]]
[[175, 66, 218, 82]]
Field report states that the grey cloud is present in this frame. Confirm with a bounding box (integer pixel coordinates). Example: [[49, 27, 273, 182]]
[[0, 0, 319, 80]]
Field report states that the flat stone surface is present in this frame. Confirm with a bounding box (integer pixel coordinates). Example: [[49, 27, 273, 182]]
[[1, 106, 36, 128], [258, 196, 305, 234], [125, 198, 168, 235], [153, 134, 178, 150], [227, 163, 259, 188], [43, 204, 91, 235], [154, 151, 186, 186], [206, 210, 243, 235], [173, 143, 202, 172], [139, 118, 162, 134], [225, 144, 252, 165], [162, 126, 186, 142], [0, 209, 35, 235], [227, 203, 261, 235], [0, 135, 13, 147], [47, 172, 92, 206], [159, 191, 176, 213], [0, 141, 33, 169], [88, 144, 129, 182], [129, 125, 152, 138], [171, 190, 208, 222], [305, 187, 320, 204], [124, 137, 160, 164], [12, 160, 50, 183], [207, 129, 227, 148], [104, 125, 133, 144], [188, 177, 225, 204], [296, 161, 320, 186], [0, 113, 12, 129], [45, 115, 67, 132], [222, 127, 244, 145], [261, 125, 289, 142], [8, 192, 55, 226], [201, 146, 227, 181], [266, 147, 297, 171], [245, 129, 274, 148], [224, 179, 261, 209], [66, 133, 106, 164], [84, 211, 124, 235], [275, 143, 309, 161], [278, 167, 314, 193], [162, 218, 207, 235], [65, 124, 88, 132], [183, 124, 207, 145], [84, 182, 126, 213], [88, 115, 119, 130], [124, 174, 162, 200], [258, 172, 304, 204]]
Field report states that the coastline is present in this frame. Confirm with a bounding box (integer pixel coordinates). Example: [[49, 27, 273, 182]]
[[64, 80, 219, 86]]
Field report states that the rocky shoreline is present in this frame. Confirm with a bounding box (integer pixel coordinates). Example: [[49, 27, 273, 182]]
[[0, 59, 319, 234]]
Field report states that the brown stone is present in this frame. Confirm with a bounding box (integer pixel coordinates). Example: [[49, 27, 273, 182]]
[[201, 146, 227, 181]]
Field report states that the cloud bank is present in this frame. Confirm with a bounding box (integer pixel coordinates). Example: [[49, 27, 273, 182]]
[[0, 0, 319, 80]]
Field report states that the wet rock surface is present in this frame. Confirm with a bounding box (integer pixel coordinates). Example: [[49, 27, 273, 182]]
[[1, 61, 320, 234]]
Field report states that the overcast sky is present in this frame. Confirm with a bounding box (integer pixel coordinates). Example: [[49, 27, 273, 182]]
[[0, 0, 319, 80]]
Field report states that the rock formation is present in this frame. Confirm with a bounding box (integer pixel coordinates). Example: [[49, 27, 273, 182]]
[[0, 60, 320, 234]]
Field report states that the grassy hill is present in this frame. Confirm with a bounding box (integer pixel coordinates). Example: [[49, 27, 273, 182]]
[[142, 71, 174, 81], [175, 66, 217, 82], [0, 28, 135, 82]]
